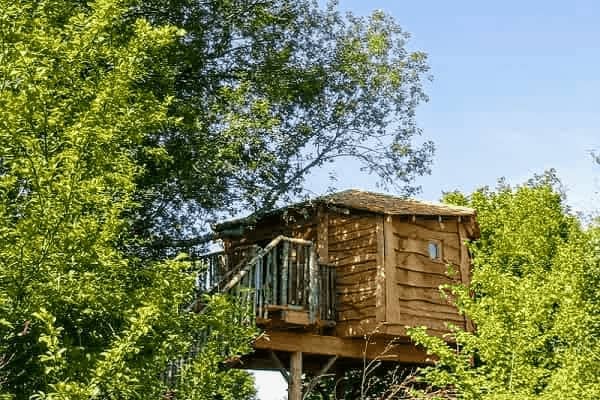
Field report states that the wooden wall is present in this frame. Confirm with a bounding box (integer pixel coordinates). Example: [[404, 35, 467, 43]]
[[383, 215, 469, 337], [220, 208, 474, 340], [327, 211, 382, 337]]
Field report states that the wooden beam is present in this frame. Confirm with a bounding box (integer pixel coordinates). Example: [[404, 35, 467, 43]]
[[268, 350, 289, 383], [303, 356, 337, 399], [458, 222, 475, 333], [316, 207, 329, 262], [254, 331, 430, 364], [384, 215, 397, 323], [375, 215, 386, 322], [289, 351, 303, 400], [282, 309, 310, 325]]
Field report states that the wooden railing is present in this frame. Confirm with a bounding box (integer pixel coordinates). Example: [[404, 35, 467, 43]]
[[196, 235, 335, 324], [165, 237, 337, 390], [195, 245, 259, 293]]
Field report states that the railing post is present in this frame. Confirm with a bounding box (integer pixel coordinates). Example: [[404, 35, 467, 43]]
[[281, 241, 289, 306], [308, 244, 319, 323]]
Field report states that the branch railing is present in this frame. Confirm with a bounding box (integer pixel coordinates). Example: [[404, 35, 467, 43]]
[[165, 236, 337, 390], [196, 235, 336, 323]]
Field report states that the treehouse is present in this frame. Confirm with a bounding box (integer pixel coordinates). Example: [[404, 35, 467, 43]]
[[197, 189, 479, 399]]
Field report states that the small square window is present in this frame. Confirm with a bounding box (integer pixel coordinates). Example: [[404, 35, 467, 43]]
[[428, 241, 441, 260]]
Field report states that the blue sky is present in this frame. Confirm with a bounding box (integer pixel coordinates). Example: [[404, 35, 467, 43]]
[[305, 0, 599, 216], [255, 1, 599, 398]]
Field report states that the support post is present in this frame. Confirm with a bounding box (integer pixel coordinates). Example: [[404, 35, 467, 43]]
[[268, 350, 289, 383], [289, 351, 302, 400]]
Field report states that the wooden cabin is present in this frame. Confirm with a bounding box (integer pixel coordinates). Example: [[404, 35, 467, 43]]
[[198, 189, 479, 399]]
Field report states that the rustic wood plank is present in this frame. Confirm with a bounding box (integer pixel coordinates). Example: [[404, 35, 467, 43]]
[[375, 215, 386, 323], [254, 330, 430, 363], [384, 215, 398, 323], [327, 215, 374, 227], [396, 299, 460, 315], [328, 224, 375, 236], [338, 306, 377, 320], [381, 323, 450, 339], [328, 226, 378, 242], [394, 269, 455, 289], [337, 297, 376, 312], [458, 221, 475, 333], [394, 312, 463, 332], [328, 252, 378, 265], [395, 216, 459, 233], [396, 286, 455, 305], [336, 269, 377, 285], [327, 234, 378, 252], [395, 252, 454, 276], [317, 207, 329, 263], [337, 293, 376, 310], [283, 309, 311, 325], [395, 237, 460, 264], [392, 221, 461, 244]]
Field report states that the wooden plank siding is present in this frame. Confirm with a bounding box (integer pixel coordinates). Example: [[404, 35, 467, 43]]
[[383, 216, 468, 337], [328, 212, 381, 337]]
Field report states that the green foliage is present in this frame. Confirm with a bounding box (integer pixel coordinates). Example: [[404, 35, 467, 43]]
[[0, 1, 256, 398], [128, 0, 434, 256], [409, 172, 600, 399]]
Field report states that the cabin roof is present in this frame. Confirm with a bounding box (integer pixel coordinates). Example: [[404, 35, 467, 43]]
[[215, 189, 476, 231]]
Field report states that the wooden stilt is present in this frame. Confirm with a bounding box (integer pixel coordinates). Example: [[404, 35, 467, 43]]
[[268, 350, 289, 383], [289, 351, 302, 400]]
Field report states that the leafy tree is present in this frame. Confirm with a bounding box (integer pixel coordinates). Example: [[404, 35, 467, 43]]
[[127, 0, 434, 256], [409, 172, 600, 400], [0, 1, 255, 398]]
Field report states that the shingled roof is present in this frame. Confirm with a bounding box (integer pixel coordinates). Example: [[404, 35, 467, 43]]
[[215, 189, 476, 231], [318, 189, 475, 217]]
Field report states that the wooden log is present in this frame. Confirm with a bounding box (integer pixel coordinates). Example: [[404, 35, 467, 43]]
[[281, 241, 289, 305], [329, 267, 336, 321], [266, 252, 272, 307], [257, 258, 263, 318], [304, 245, 310, 308], [272, 245, 278, 306], [296, 244, 302, 305], [308, 245, 319, 323], [289, 351, 303, 400]]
